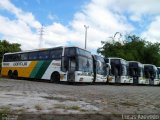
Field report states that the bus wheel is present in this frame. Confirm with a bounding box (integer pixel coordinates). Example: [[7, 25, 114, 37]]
[[13, 70, 18, 79], [8, 70, 13, 79], [51, 72, 60, 83]]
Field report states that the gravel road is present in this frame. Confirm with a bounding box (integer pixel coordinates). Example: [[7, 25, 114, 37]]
[[0, 78, 160, 119]]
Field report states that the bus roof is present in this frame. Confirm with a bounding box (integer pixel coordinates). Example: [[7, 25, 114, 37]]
[[143, 64, 156, 67], [4, 46, 91, 55], [128, 61, 142, 64], [143, 64, 157, 69], [107, 57, 126, 61]]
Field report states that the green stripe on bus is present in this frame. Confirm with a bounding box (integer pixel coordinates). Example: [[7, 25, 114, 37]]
[[35, 60, 52, 79], [29, 61, 44, 78]]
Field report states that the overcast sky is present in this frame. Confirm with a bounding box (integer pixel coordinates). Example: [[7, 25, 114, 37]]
[[0, 0, 160, 53]]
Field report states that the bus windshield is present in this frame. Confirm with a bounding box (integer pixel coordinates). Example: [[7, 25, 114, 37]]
[[110, 59, 127, 76], [94, 55, 107, 75], [77, 48, 93, 72], [144, 66, 157, 79], [78, 56, 93, 72], [63, 47, 93, 73], [129, 62, 143, 77], [157, 68, 160, 79]]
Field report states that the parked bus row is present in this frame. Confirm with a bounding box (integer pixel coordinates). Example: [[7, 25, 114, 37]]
[[1, 46, 160, 85]]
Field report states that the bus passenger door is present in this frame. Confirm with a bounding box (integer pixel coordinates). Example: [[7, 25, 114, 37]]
[[61, 56, 76, 82], [67, 57, 76, 82]]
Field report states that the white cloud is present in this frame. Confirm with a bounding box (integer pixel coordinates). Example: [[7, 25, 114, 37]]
[[0, 0, 160, 52], [47, 13, 58, 21], [142, 16, 160, 43], [110, 0, 160, 22], [0, 16, 39, 50], [0, 0, 41, 28]]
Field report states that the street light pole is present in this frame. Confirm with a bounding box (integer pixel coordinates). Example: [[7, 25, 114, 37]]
[[84, 25, 89, 49]]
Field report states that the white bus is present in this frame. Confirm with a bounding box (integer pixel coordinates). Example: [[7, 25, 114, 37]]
[[128, 61, 145, 84], [157, 67, 160, 84], [143, 64, 159, 85], [92, 55, 109, 83], [1, 46, 94, 83], [105, 57, 130, 83]]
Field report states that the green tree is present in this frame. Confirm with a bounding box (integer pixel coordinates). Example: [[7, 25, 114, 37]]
[[0, 40, 21, 67], [97, 35, 160, 66]]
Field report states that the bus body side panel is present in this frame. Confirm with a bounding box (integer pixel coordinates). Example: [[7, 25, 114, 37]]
[[1, 61, 37, 77], [29, 60, 53, 79], [42, 60, 67, 81]]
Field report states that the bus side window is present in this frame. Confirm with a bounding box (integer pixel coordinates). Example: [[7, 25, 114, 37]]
[[16, 54, 21, 61], [50, 49, 62, 59], [21, 53, 28, 61], [11, 54, 20, 61], [4, 55, 9, 62], [38, 51, 49, 60], [29, 52, 38, 60]]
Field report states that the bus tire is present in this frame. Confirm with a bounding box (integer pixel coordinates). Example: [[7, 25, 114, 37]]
[[8, 70, 13, 79], [13, 70, 18, 79], [51, 72, 60, 83]]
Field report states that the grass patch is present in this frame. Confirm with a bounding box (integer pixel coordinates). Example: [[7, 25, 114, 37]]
[[15, 108, 27, 114], [0, 107, 13, 114], [35, 104, 43, 111], [154, 103, 160, 108], [67, 106, 80, 110], [54, 104, 80, 110], [120, 101, 139, 107], [42, 96, 77, 102]]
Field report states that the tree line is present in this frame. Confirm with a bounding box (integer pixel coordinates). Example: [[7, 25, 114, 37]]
[[97, 35, 160, 66], [0, 40, 21, 67]]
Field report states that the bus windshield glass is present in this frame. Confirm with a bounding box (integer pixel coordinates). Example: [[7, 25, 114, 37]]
[[95, 56, 107, 75], [144, 66, 157, 79], [64, 47, 76, 57], [77, 48, 93, 72], [121, 59, 128, 76], [63, 47, 93, 73], [110, 59, 127, 76], [129, 62, 143, 77], [157, 68, 160, 79]]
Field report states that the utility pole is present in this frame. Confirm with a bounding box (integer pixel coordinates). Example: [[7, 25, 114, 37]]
[[39, 24, 44, 48], [84, 25, 89, 49]]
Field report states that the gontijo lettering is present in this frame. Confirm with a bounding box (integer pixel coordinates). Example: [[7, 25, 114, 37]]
[[13, 62, 28, 66]]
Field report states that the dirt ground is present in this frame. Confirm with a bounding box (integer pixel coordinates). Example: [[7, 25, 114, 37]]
[[0, 78, 160, 119]]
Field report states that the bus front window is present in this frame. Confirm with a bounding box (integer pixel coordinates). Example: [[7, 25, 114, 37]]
[[121, 64, 127, 76], [68, 57, 76, 72], [97, 61, 107, 76], [62, 48, 77, 72], [78, 56, 93, 73], [61, 56, 77, 72]]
